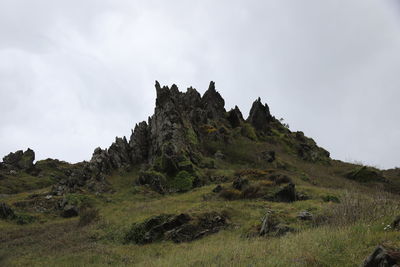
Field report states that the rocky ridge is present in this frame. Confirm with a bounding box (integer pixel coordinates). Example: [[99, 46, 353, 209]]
[[0, 81, 331, 196]]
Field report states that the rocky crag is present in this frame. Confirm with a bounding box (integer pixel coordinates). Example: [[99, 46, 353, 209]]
[[40, 81, 328, 195]]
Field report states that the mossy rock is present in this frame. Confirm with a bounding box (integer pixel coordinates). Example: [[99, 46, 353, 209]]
[[138, 170, 167, 193]]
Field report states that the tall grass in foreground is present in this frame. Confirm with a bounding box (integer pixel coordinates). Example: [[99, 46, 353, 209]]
[[316, 189, 400, 227]]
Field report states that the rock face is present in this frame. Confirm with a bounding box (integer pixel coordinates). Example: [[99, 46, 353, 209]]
[[201, 81, 226, 120], [2, 148, 35, 170], [46, 81, 331, 195], [294, 132, 330, 162], [362, 245, 400, 267], [124, 212, 228, 244], [247, 98, 272, 132], [129, 122, 149, 164], [227, 106, 244, 128]]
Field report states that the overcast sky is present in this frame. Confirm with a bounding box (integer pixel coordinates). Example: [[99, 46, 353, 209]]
[[1, 0, 399, 169]]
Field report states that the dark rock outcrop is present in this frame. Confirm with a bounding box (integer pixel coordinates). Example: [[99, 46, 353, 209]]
[[129, 122, 149, 164], [227, 106, 244, 128], [137, 171, 166, 194], [266, 183, 297, 202], [0, 202, 15, 219], [61, 204, 79, 218], [108, 137, 131, 169], [45, 81, 332, 196], [124, 212, 228, 244], [362, 245, 400, 267], [2, 148, 35, 170], [201, 81, 226, 120], [294, 132, 330, 162], [391, 215, 400, 230], [247, 98, 272, 132]]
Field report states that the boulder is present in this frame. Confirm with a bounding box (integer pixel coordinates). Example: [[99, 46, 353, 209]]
[[265, 183, 297, 202], [297, 211, 313, 221], [125, 212, 228, 244], [259, 212, 293, 237], [61, 204, 79, 218], [137, 171, 166, 194], [232, 177, 249, 190], [391, 215, 400, 230], [212, 185, 223, 193], [362, 245, 400, 267], [0, 202, 15, 219]]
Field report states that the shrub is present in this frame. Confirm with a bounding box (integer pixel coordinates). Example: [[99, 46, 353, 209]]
[[169, 171, 194, 192], [124, 222, 148, 244], [14, 214, 36, 225], [322, 195, 340, 203]]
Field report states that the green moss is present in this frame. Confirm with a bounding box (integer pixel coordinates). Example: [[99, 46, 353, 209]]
[[169, 171, 194, 192], [241, 123, 257, 141], [186, 127, 199, 145]]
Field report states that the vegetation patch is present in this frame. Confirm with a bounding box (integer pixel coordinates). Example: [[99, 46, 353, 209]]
[[169, 171, 194, 192]]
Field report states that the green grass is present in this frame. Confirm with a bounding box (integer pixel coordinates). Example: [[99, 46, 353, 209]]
[[1, 140, 400, 266]]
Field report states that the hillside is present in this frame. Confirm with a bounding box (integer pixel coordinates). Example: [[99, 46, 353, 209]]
[[1, 82, 400, 266]]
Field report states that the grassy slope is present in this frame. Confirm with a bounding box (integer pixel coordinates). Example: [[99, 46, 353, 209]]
[[1, 140, 400, 266]]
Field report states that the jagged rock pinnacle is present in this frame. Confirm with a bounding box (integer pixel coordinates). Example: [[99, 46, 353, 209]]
[[247, 98, 272, 132], [202, 81, 225, 120]]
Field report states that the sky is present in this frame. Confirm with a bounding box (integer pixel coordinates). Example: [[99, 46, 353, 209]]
[[0, 0, 399, 169]]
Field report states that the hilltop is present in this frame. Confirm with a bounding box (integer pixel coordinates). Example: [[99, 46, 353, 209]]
[[1, 82, 400, 266]]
